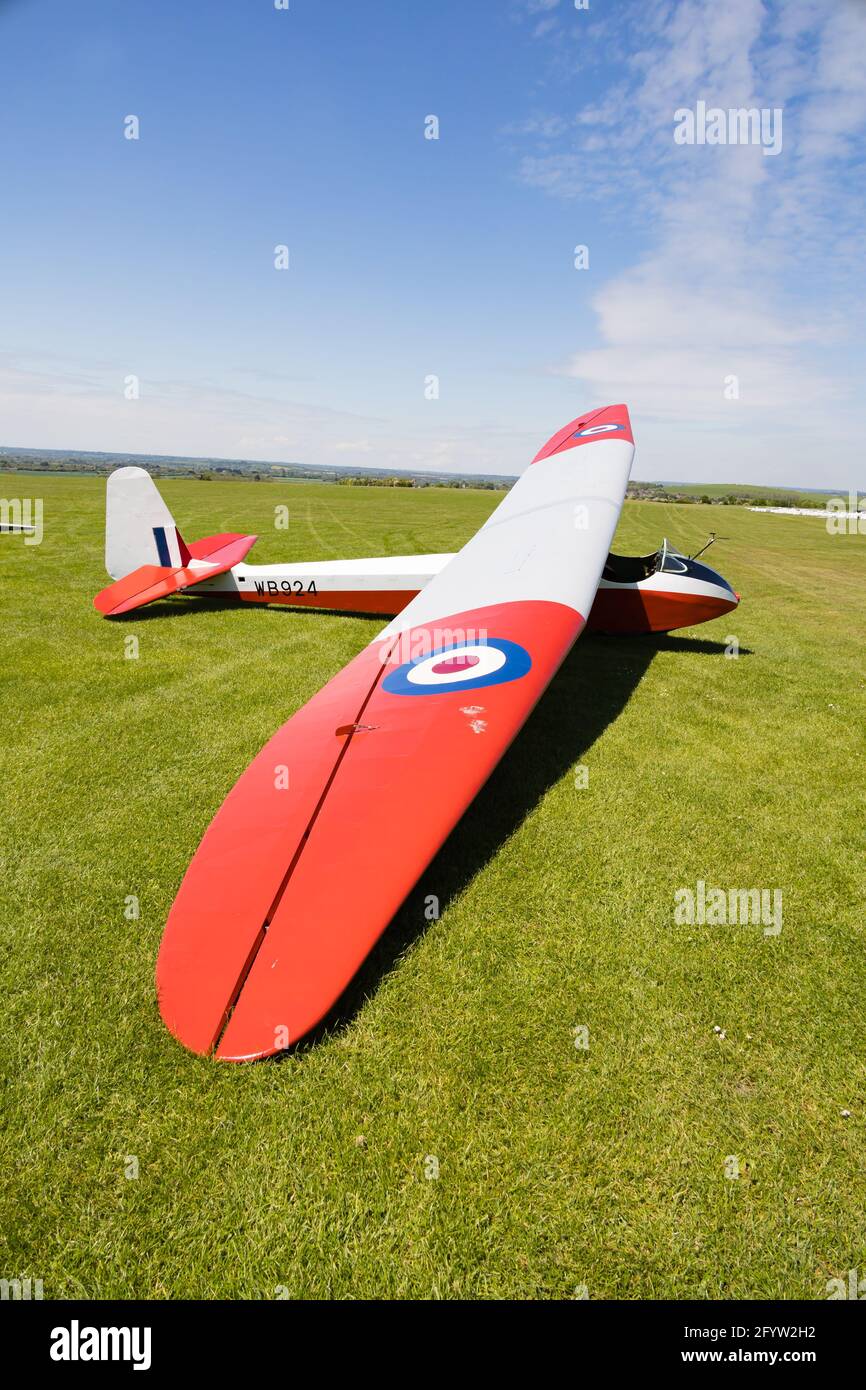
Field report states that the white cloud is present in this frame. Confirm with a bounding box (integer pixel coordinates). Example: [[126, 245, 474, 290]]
[[502, 113, 570, 139], [532, 18, 558, 40], [510, 0, 866, 485]]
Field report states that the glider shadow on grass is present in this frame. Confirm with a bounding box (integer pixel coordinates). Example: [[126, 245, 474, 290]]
[[286, 631, 753, 1055]]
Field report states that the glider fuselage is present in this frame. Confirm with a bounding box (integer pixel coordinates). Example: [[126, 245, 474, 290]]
[[188, 549, 739, 633]]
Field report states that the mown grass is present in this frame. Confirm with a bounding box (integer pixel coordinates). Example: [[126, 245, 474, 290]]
[[1, 472, 864, 1300]]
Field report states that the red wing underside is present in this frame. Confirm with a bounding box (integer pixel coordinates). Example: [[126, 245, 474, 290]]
[[156, 600, 583, 1060], [93, 535, 256, 615]]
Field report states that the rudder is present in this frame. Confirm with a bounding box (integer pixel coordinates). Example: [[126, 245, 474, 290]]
[[105, 467, 189, 579]]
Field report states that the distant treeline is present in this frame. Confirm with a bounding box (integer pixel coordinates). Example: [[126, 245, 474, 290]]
[[0, 456, 321, 483], [0, 452, 829, 504], [336, 474, 508, 490], [627, 483, 831, 507], [0, 453, 513, 490]]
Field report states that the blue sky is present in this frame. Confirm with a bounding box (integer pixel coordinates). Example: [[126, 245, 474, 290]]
[[1, 0, 864, 485]]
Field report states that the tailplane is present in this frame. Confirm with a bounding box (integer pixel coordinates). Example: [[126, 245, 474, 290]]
[[96, 467, 257, 616]]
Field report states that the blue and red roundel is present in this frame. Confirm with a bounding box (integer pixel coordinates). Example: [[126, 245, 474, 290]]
[[571, 422, 626, 439], [382, 638, 532, 696]]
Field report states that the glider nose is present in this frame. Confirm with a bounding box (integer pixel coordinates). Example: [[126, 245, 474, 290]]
[[685, 556, 738, 609], [720, 585, 738, 614]]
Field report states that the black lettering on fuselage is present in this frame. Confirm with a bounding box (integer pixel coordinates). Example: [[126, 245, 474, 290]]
[[253, 579, 318, 598]]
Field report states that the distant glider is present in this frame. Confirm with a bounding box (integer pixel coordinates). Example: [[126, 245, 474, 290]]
[[94, 406, 739, 1060]]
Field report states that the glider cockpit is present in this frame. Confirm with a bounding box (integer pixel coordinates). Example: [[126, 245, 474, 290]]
[[601, 550, 660, 583], [591, 537, 738, 634]]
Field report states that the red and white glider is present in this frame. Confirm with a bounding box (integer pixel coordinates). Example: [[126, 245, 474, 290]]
[[94, 405, 738, 1060], [94, 447, 739, 635]]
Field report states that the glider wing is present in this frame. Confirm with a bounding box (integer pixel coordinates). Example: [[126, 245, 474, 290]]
[[156, 404, 635, 1058]]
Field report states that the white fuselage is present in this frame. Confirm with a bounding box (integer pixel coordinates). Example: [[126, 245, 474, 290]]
[[191, 554, 453, 603]]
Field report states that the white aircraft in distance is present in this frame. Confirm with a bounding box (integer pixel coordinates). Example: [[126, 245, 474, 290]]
[[93, 405, 740, 1061]]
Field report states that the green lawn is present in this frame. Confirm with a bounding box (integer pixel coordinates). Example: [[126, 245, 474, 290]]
[[1, 472, 864, 1300]]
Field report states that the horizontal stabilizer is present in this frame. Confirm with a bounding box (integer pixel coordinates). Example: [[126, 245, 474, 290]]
[[186, 533, 258, 565], [93, 534, 257, 616]]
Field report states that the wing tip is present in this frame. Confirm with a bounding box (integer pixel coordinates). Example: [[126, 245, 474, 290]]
[[532, 403, 633, 463]]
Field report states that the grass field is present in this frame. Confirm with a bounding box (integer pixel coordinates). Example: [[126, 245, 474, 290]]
[[1, 472, 864, 1300]]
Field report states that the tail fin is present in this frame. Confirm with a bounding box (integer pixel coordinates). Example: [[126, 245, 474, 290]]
[[105, 467, 190, 580]]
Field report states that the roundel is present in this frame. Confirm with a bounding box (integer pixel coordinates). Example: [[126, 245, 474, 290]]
[[572, 422, 626, 438], [382, 638, 532, 696]]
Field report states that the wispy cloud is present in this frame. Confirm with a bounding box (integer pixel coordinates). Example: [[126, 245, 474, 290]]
[[513, 0, 563, 42], [509, 0, 866, 482], [0, 356, 532, 476]]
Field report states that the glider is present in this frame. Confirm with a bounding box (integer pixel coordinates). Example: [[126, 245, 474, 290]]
[[94, 405, 739, 1060], [94, 462, 739, 637]]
